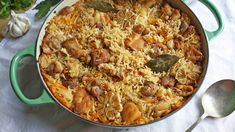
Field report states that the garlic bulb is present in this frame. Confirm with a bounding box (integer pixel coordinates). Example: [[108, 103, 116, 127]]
[[2, 11, 31, 38]]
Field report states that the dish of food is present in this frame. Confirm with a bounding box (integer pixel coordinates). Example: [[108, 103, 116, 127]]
[[38, 0, 203, 125]]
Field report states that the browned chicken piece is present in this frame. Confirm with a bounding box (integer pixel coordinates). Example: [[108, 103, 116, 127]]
[[160, 76, 177, 88], [180, 21, 189, 33], [186, 46, 203, 63], [161, 3, 172, 16], [42, 35, 62, 54], [73, 88, 94, 114], [171, 9, 181, 20], [59, 6, 75, 16], [62, 38, 87, 58], [46, 61, 64, 75], [122, 102, 141, 123], [153, 101, 171, 117], [125, 33, 145, 51], [133, 24, 145, 34], [140, 0, 156, 8], [91, 49, 110, 66], [176, 85, 194, 96], [140, 81, 157, 96]]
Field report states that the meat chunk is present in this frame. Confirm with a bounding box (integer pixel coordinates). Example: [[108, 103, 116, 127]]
[[122, 102, 141, 123], [59, 6, 75, 16], [86, 80, 104, 98], [90, 86, 103, 98], [160, 76, 177, 88], [180, 21, 189, 33], [140, 81, 157, 96], [62, 38, 87, 58], [153, 101, 171, 117], [125, 33, 145, 51], [186, 46, 203, 63], [42, 35, 62, 54], [149, 43, 168, 57], [61, 76, 79, 89], [183, 25, 195, 37], [46, 61, 64, 75], [73, 88, 94, 114], [91, 49, 110, 66], [133, 24, 145, 34]]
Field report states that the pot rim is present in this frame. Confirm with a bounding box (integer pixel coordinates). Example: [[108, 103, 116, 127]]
[[35, 0, 209, 128]]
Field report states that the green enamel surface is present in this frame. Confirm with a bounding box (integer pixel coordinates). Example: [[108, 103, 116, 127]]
[[10, 44, 55, 105], [199, 0, 223, 40], [182, 0, 224, 41]]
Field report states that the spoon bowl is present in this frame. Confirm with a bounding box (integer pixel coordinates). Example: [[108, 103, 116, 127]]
[[186, 79, 235, 132]]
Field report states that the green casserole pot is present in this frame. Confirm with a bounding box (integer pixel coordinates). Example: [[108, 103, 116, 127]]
[[9, 0, 223, 129]]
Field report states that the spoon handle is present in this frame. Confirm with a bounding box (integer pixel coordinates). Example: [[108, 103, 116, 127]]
[[186, 113, 208, 132]]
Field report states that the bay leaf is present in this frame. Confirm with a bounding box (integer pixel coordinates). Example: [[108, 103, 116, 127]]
[[147, 54, 179, 73], [86, 0, 116, 13]]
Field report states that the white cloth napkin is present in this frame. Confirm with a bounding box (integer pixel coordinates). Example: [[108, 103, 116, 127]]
[[1, 0, 235, 132]]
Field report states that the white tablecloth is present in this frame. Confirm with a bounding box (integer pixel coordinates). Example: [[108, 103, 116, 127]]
[[1, 0, 235, 132]]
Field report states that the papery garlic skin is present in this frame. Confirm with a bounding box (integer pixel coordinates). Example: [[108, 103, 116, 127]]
[[2, 11, 31, 38]]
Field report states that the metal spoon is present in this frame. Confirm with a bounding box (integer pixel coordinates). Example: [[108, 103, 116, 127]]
[[186, 79, 235, 132]]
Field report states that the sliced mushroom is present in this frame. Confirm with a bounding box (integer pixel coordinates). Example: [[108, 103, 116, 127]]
[[122, 102, 141, 123], [73, 88, 94, 114], [91, 49, 110, 66]]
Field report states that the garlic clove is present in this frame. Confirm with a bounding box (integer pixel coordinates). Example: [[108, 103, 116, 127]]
[[2, 10, 31, 38], [9, 22, 24, 38]]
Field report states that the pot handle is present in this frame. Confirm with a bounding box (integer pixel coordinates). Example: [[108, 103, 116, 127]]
[[199, 0, 223, 41], [182, 0, 223, 41], [10, 44, 55, 105]]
